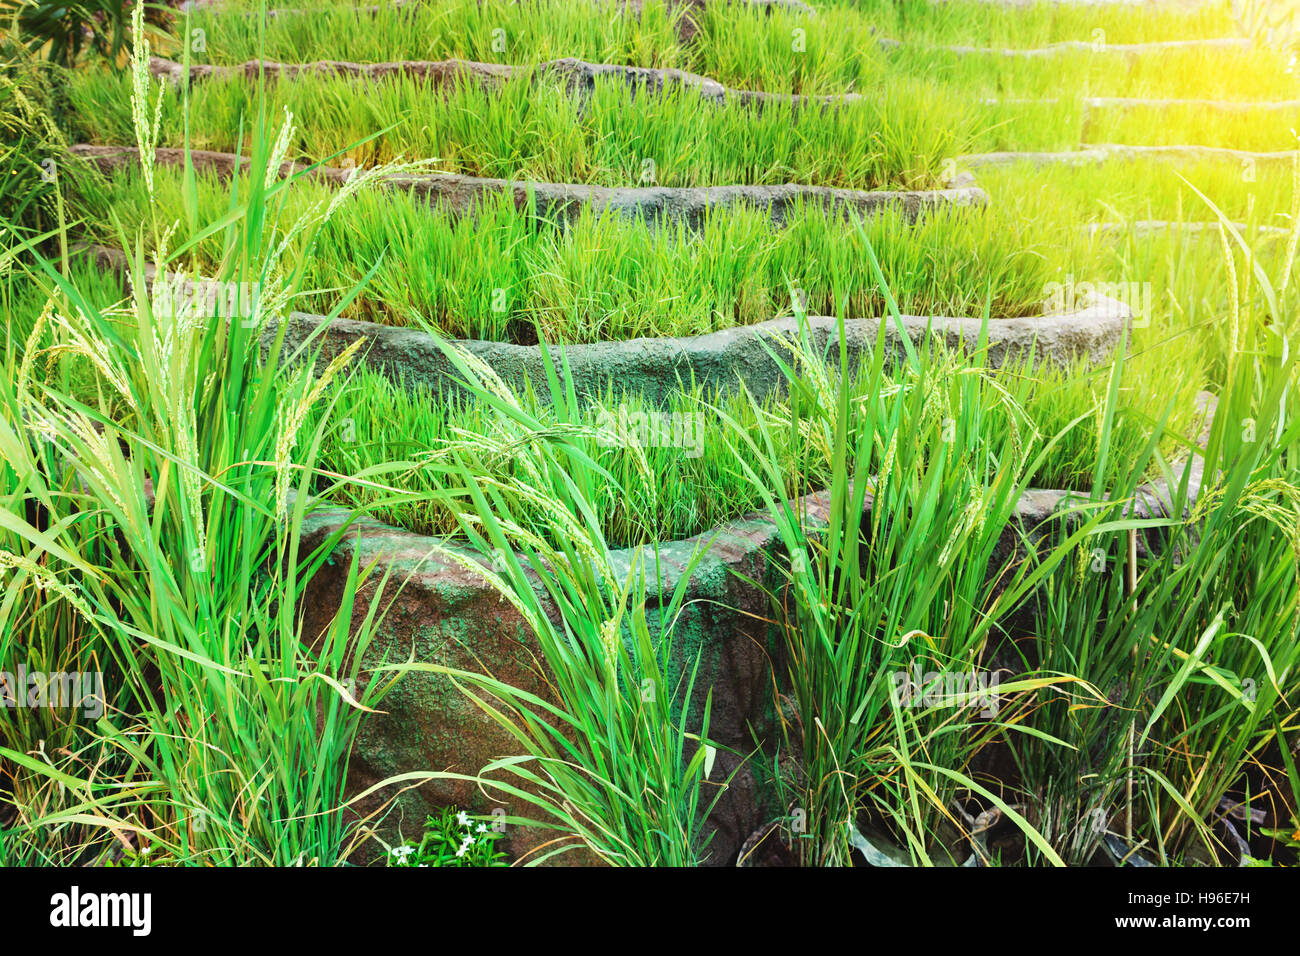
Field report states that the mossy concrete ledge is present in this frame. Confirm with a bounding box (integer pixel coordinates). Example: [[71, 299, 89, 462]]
[[71, 144, 987, 228], [297, 393, 1212, 865], [274, 301, 1129, 404], [84, 242, 1125, 403]]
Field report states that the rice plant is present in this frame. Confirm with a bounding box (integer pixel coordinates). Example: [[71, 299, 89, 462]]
[[0, 8, 415, 864], [78, 166, 1053, 342], [1010, 207, 1300, 864], [65, 66, 973, 189], [365, 337, 731, 866]]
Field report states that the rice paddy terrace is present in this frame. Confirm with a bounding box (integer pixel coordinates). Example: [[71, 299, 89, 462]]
[[3, 0, 1299, 869]]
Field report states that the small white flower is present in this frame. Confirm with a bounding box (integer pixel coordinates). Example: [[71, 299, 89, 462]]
[[456, 811, 471, 827], [390, 845, 415, 862], [476, 823, 487, 833]]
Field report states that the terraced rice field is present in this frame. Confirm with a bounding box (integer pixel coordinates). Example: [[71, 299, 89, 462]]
[[3, 0, 1300, 880]]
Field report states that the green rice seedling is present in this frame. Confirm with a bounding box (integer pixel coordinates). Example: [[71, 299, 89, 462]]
[[80, 166, 1053, 342], [302, 367, 828, 549], [1076, 227, 1276, 387], [1, 257, 128, 339], [0, 262, 136, 427], [65, 67, 969, 189], [1002, 339, 1186, 865], [0, 357, 131, 864], [172, 0, 1245, 94], [301, 344, 1200, 552], [1080, 218, 1296, 388], [7, 0, 1292, 870], [181, 0, 690, 75], [1011, 358, 1299, 865], [683, 3, 888, 94]]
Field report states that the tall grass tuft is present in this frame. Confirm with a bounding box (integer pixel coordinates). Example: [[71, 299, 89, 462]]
[[371, 338, 729, 865], [0, 8, 409, 864], [1010, 181, 1300, 865], [709, 254, 1100, 866]]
